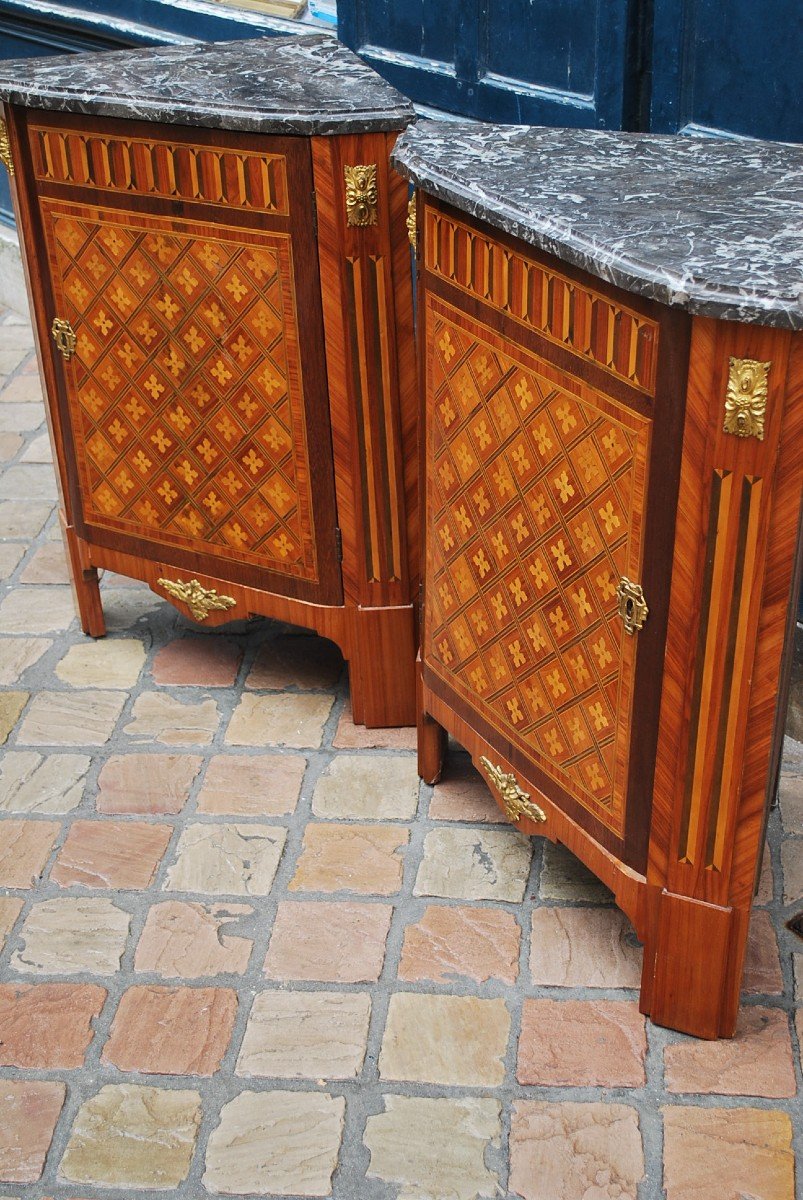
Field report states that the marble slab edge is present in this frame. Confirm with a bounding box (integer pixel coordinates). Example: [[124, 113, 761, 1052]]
[[392, 130, 803, 331]]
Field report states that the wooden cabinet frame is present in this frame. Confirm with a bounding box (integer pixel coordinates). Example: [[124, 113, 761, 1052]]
[[415, 194, 802, 1037], [4, 106, 419, 727]]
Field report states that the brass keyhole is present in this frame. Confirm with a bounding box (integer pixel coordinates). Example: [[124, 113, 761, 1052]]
[[616, 577, 648, 635], [51, 317, 77, 361]]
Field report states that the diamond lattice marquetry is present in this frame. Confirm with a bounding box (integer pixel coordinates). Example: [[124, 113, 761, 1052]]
[[425, 300, 650, 833], [49, 210, 317, 581]]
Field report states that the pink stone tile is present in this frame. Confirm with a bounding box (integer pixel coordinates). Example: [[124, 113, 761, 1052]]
[[0, 818, 60, 887], [196, 754, 305, 816], [97, 754, 203, 815], [428, 758, 505, 822], [743, 909, 783, 995], [151, 637, 242, 687], [518, 999, 647, 1088], [135, 901, 254, 978], [664, 1006, 796, 1098], [0, 1079, 65, 1183], [265, 900, 392, 983], [102, 985, 237, 1075], [0, 983, 106, 1068], [246, 634, 343, 690], [333, 700, 417, 750], [51, 820, 172, 889], [662, 1106, 794, 1200], [398, 904, 520, 984]]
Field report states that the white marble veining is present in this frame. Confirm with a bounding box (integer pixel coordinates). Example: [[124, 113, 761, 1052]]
[[393, 121, 803, 329], [0, 34, 414, 137]]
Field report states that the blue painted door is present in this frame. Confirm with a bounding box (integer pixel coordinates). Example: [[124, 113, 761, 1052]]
[[337, 0, 632, 128], [650, 0, 803, 141]]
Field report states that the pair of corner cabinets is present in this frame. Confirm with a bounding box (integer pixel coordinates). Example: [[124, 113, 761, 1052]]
[[1, 104, 799, 1041]]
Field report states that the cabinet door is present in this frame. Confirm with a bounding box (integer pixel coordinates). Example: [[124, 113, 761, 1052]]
[[23, 115, 342, 606], [420, 201, 688, 868]]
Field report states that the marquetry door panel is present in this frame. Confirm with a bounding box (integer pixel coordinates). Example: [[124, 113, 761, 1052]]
[[39, 197, 342, 603], [423, 295, 654, 840]]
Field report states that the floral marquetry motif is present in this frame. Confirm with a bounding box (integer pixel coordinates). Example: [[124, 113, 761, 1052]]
[[425, 298, 651, 834], [45, 205, 319, 582]]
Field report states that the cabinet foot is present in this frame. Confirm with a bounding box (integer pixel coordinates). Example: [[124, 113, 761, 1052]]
[[346, 604, 416, 728], [640, 888, 746, 1038], [418, 663, 447, 783], [62, 521, 105, 638]]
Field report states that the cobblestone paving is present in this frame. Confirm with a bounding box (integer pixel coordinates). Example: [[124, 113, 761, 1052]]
[[0, 301, 801, 1199]]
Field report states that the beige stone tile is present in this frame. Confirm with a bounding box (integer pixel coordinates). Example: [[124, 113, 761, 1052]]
[[18, 690, 125, 746], [779, 772, 803, 835], [246, 634, 343, 690], [743, 909, 783, 995], [19, 432, 52, 464], [518, 999, 646, 1087], [165, 822, 286, 895], [0, 543, 24, 579], [0, 818, 60, 887], [0, 636, 52, 684], [203, 1089, 344, 1197], [0, 403, 44, 433], [428, 758, 505, 822], [11, 897, 130, 975], [0, 897, 23, 955], [398, 903, 520, 985], [509, 1101, 644, 1200], [781, 838, 802, 903], [364, 1095, 500, 1200], [414, 827, 532, 902], [237, 990, 371, 1079], [0, 431, 23, 461], [102, 585, 161, 631], [59, 1084, 201, 1190], [755, 841, 774, 904], [530, 907, 642, 988], [333, 699, 417, 750], [0, 500, 52, 540], [97, 753, 203, 815], [0, 690, 28, 742], [52, 820, 172, 889], [539, 839, 614, 902], [0, 982, 106, 1069], [264, 900, 392, 983], [103, 985, 237, 1075], [0, 585, 73, 633], [151, 636, 242, 687], [0, 1079, 66, 1184], [18, 544, 70, 585], [0, 375, 41, 404], [312, 754, 419, 820], [664, 1007, 796, 1097], [379, 992, 509, 1086], [226, 693, 333, 748], [196, 753, 305, 816], [55, 638, 145, 689], [0, 751, 88, 813], [124, 692, 218, 746], [135, 901, 254, 978], [662, 1106, 794, 1200], [290, 823, 407, 895], [0, 464, 57, 501]]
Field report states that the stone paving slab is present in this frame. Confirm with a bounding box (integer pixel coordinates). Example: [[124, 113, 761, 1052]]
[[0, 302, 800, 1200]]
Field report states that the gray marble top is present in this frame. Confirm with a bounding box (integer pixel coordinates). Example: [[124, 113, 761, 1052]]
[[0, 33, 414, 137], [393, 122, 803, 329]]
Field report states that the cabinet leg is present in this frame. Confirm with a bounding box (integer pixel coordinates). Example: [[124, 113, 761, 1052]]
[[62, 520, 106, 638], [639, 887, 746, 1038], [418, 661, 446, 783], [346, 604, 416, 728]]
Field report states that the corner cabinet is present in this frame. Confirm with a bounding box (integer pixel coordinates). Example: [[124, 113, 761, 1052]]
[[395, 123, 803, 1037], [0, 34, 419, 726]]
